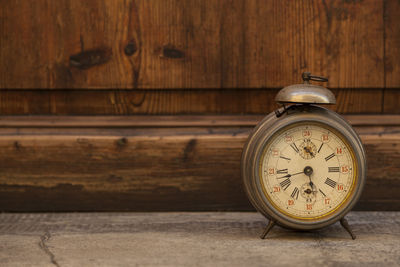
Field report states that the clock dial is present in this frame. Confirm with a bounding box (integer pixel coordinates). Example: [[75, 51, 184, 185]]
[[259, 122, 357, 221]]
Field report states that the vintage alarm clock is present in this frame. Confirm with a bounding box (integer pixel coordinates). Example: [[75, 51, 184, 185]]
[[242, 72, 366, 239]]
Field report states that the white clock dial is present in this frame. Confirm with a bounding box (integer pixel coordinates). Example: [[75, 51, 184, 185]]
[[260, 122, 357, 220]]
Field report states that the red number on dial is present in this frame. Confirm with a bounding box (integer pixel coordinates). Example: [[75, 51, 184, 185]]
[[321, 134, 330, 143], [341, 165, 349, 173], [303, 130, 311, 137], [337, 184, 344, 192], [285, 135, 293, 143]]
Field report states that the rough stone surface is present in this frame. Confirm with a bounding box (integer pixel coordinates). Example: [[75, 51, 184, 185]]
[[0, 212, 399, 266]]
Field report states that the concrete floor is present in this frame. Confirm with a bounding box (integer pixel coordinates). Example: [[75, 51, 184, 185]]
[[0, 212, 399, 267]]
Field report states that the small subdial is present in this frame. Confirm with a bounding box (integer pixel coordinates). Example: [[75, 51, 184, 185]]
[[299, 140, 317, 159], [300, 183, 318, 204]]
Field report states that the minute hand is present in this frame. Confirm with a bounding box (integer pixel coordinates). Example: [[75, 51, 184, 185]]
[[277, 171, 304, 179]]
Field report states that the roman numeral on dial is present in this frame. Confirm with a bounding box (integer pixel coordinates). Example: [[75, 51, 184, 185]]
[[280, 178, 291, 191], [290, 143, 299, 153], [328, 167, 340, 172], [291, 187, 299, 200], [325, 153, 335, 161], [277, 169, 288, 174], [325, 177, 337, 188]]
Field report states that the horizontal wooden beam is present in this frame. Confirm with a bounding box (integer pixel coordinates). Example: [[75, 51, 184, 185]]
[[0, 115, 399, 128], [0, 115, 399, 211]]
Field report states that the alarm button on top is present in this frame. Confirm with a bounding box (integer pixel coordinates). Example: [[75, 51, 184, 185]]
[[275, 72, 336, 105]]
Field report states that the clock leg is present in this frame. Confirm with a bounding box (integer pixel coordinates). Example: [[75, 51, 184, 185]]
[[260, 220, 275, 239], [340, 217, 356, 240]]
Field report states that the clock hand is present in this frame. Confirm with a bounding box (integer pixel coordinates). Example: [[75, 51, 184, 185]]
[[277, 171, 303, 179], [312, 186, 318, 194], [303, 166, 314, 186], [304, 146, 315, 157]]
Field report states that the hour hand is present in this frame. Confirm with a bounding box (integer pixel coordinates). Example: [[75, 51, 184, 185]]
[[277, 171, 303, 179]]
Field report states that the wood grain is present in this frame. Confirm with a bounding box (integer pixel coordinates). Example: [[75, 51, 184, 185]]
[[0, 115, 398, 212], [384, 0, 400, 88], [242, 0, 385, 89], [383, 89, 400, 114], [0, 0, 392, 89], [0, 89, 383, 115], [383, 0, 400, 113], [0, 0, 137, 89]]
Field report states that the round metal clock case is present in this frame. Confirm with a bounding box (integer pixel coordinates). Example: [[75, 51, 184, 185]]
[[242, 105, 366, 230]]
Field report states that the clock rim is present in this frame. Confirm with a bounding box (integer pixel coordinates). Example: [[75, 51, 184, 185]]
[[241, 105, 366, 230]]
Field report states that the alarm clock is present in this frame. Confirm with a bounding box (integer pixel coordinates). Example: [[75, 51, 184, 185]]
[[241, 72, 366, 239]]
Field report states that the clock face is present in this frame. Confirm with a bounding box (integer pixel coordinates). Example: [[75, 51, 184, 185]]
[[259, 121, 357, 221]]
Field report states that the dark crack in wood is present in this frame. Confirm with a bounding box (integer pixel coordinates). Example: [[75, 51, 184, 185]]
[[38, 232, 60, 267]]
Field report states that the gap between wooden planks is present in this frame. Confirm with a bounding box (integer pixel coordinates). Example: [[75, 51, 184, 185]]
[[0, 115, 399, 127]]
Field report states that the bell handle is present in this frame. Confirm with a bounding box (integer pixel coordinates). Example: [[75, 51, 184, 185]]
[[302, 72, 328, 83]]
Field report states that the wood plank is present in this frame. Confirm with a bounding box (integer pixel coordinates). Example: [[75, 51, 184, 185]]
[[382, 0, 400, 113], [243, 0, 385, 89], [0, 89, 382, 115], [383, 89, 400, 114], [0, 0, 388, 89], [0, 116, 398, 211], [0, 0, 138, 89], [384, 0, 400, 88]]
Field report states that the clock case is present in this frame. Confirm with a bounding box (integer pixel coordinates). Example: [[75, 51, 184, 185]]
[[241, 73, 366, 238]]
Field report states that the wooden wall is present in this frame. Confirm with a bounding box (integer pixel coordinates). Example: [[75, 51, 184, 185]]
[[0, 0, 399, 211]]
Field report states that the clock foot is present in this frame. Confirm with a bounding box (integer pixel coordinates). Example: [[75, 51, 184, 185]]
[[260, 220, 275, 239], [340, 217, 356, 240]]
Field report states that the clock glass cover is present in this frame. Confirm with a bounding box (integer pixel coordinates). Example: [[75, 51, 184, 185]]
[[259, 121, 357, 221]]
